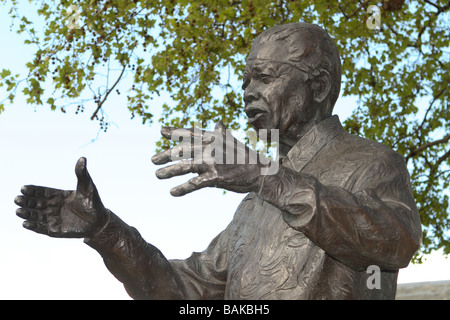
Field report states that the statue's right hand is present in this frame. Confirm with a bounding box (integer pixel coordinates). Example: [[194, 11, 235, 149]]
[[14, 157, 108, 238]]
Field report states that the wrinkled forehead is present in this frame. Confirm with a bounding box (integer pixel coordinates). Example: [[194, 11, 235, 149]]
[[246, 42, 311, 75], [247, 40, 290, 62], [246, 29, 314, 69]]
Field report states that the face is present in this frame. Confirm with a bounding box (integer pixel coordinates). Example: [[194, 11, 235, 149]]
[[242, 55, 316, 143]]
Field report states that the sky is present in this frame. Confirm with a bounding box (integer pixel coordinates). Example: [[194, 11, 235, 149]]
[[0, 4, 449, 300]]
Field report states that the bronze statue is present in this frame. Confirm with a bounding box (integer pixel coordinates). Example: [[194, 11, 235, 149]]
[[15, 23, 422, 299]]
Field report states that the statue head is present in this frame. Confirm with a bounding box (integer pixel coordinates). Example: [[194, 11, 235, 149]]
[[243, 23, 341, 146]]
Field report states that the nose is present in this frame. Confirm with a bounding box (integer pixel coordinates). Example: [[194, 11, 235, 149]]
[[243, 82, 260, 105]]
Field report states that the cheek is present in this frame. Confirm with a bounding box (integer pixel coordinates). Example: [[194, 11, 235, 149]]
[[279, 94, 303, 130], [287, 82, 315, 118], [263, 81, 288, 112], [279, 84, 318, 133], [260, 77, 312, 130], [262, 84, 285, 128]]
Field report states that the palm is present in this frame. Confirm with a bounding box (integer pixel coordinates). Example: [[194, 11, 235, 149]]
[[55, 190, 98, 237]]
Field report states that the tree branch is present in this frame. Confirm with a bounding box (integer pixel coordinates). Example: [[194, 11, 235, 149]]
[[424, 147, 450, 193], [394, 86, 447, 148], [406, 133, 450, 162], [90, 64, 126, 120], [424, 0, 450, 13], [423, 0, 440, 10], [339, 0, 371, 19]]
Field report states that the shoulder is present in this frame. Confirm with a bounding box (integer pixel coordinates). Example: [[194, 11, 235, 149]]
[[329, 132, 412, 194], [334, 131, 405, 166]]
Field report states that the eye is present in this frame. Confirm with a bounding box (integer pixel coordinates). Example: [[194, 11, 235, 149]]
[[259, 73, 273, 84]]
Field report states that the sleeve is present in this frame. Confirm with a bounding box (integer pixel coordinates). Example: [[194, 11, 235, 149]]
[[258, 153, 422, 272], [84, 210, 230, 300], [84, 211, 185, 299]]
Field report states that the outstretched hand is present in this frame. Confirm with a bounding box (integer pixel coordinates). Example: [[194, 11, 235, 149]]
[[15, 157, 108, 238], [152, 121, 276, 197]]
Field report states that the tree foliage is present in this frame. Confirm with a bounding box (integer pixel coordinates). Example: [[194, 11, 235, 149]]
[[1, 0, 449, 261]]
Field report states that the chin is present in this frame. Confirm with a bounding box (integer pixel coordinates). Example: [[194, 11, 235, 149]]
[[249, 115, 269, 131], [253, 124, 281, 143]]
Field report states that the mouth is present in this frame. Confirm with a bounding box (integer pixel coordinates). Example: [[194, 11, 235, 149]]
[[245, 106, 267, 124]]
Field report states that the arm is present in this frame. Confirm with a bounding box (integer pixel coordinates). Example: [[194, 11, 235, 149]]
[[84, 210, 184, 299], [257, 157, 422, 271], [84, 211, 230, 300], [15, 157, 189, 299]]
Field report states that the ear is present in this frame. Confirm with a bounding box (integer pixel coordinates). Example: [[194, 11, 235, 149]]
[[312, 69, 331, 104]]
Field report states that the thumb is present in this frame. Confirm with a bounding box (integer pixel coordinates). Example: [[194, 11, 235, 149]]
[[75, 157, 94, 197], [214, 120, 226, 134]]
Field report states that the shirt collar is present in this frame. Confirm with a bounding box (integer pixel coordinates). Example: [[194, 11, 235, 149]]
[[282, 115, 344, 172]]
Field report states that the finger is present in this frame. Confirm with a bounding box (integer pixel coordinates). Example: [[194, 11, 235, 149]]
[[22, 221, 49, 235], [155, 160, 199, 179], [16, 207, 31, 220], [14, 195, 27, 207], [75, 157, 94, 197], [19, 204, 59, 218], [14, 195, 47, 209], [22, 220, 38, 231], [16, 208, 44, 221], [161, 127, 197, 141], [151, 149, 171, 165], [47, 216, 62, 237], [170, 173, 216, 197], [161, 126, 214, 142], [152, 142, 206, 165], [21, 185, 64, 199], [152, 143, 191, 165]]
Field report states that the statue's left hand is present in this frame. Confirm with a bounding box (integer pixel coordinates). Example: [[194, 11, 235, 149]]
[[152, 121, 270, 196]]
